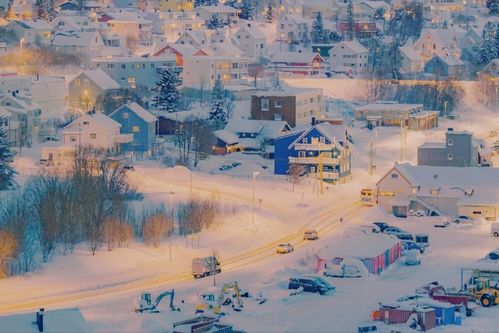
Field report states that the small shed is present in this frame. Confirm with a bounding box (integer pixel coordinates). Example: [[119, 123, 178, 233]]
[[379, 304, 435, 331], [213, 130, 240, 155], [420, 299, 455, 326], [316, 233, 401, 275]]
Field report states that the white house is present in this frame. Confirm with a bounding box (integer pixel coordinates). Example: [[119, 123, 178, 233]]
[[234, 23, 267, 59], [329, 40, 369, 77], [51, 16, 103, 33], [175, 30, 210, 48], [52, 30, 105, 56], [359, 1, 390, 18], [414, 28, 466, 63], [376, 163, 499, 221], [6, 20, 52, 46], [196, 5, 240, 25], [278, 13, 312, 44], [399, 46, 423, 74], [0, 94, 42, 146], [159, 11, 205, 42], [102, 10, 153, 47], [42, 112, 133, 166], [182, 48, 253, 91]]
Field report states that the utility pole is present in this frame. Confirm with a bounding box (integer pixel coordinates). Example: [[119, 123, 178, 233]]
[[169, 191, 176, 262], [368, 141, 375, 176], [252, 171, 260, 226], [400, 120, 407, 161]]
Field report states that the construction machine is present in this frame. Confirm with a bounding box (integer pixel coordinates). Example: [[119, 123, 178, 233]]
[[196, 282, 244, 315], [134, 289, 180, 313], [467, 277, 499, 307]]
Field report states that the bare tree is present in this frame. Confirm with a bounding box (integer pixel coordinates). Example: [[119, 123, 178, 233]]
[[357, 77, 391, 104], [126, 34, 138, 55], [142, 208, 172, 247], [171, 117, 215, 167], [0, 230, 18, 278], [288, 164, 306, 192]]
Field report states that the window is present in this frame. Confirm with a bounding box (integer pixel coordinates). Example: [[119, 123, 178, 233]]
[[121, 64, 126, 69], [74, 79, 80, 86], [472, 211, 482, 215], [379, 191, 395, 196], [84, 79, 89, 86], [70, 136, 77, 142], [447, 153, 453, 160], [90, 133, 96, 139], [82, 121, 89, 125], [391, 173, 398, 179], [447, 138, 453, 146], [121, 77, 126, 81], [132, 126, 140, 133], [151, 63, 155, 68], [107, 64, 115, 69], [122, 112, 129, 119], [274, 100, 282, 108], [261, 98, 269, 111], [232, 63, 238, 69]]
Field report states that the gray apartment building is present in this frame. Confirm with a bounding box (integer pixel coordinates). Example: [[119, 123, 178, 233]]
[[418, 128, 479, 167], [91, 55, 176, 89]]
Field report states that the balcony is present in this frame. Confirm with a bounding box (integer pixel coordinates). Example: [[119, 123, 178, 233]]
[[294, 143, 335, 151], [308, 172, 339, 180], [289, 156, 339, 165], [116, 134, 133, 144]]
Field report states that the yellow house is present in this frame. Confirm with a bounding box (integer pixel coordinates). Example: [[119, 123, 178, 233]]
[[158, 0, 194, 12]]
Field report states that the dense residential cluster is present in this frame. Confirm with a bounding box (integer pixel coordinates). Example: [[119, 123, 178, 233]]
[[0, 0, 498, 331]]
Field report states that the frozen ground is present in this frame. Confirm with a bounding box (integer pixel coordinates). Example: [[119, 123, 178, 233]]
[[1, 78, 498, 331]]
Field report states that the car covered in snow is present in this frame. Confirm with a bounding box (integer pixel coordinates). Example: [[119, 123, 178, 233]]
[[404, 250, 421, 266], [276, 243, 294, 254], [454, 215, 473, 224], [323, 258, 365, 278], [303, 229, 319, 240], [402, 241, 425, 254], [288, 276, 335, 295], [372, 222, 391, 233]]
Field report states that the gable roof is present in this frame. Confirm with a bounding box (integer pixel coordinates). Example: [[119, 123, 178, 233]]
[[236, 24, 265, 40], [318, 232, 400, 259], [78, 69, 120, 90], [65, 112, 121, 132], [330, 40, 368, 55], [196, 5, 240, 13], [213, 129, 239, 145], [430, 54, 464, 66], [0, 308, 90, 333], [289, 122, 347, 149], [52, 31, 103, 47], [225, 118, 291, 138], [272, 51, 324, 64], [111, 102, 156, 123], [399, 46, 421, 61]]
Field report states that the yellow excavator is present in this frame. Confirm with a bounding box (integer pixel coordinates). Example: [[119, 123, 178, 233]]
[[467, 278, 499, 307], [196, 282, 243, 315]]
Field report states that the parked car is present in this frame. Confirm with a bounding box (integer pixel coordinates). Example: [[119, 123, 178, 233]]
[[383, 226, 407, 236], [38, 159, 48, 166], [402, 241, 425, 254], [491, 223, 499, 238], [434, 217, 450, 228], [372, 222, 391, 233], [396, 233, 415, 241], [454, 215, 473, 224], [408, 209, 426, 217], [123, 164, 135, 171], [404, 250, 421, 266], [303, 229, 318, 240], [276, 243, 294, 254], [323, 259, 364, 278], [288, 276, 335, 295]]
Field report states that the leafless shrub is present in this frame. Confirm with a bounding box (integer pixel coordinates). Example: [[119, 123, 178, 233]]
[[288, 164, 306, 192], [0, 230, 18, 278], [176, 197, 218, 236], [142, 207, 173, 247]]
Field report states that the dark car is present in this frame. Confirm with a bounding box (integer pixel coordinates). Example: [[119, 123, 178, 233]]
[[396, 233, 414, 241], [402, 241, 425, 254], [373, 222, 391, 233], [288, 276, 335, 295]]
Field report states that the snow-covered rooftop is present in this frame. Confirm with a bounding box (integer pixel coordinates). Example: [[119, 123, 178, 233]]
[[80, 69, 120, 90], [0, 308, 90, 333], [318, 232, 400, 259]]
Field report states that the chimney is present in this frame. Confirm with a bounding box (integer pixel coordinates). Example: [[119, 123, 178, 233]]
[[311, 117, 316, 126], [12, 91, 16, 97], [36, 308, 44, 332]]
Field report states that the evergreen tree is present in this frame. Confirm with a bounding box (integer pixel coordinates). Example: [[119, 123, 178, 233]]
[[486, 0, 499, 15], [153, 68, 182, 113], [32, 0, 56, 21], [0, 118, 16, 190], [239, 0, 255, 20], [312, 12, 325, 43], [195, 0, 217, 6], [346, 0, 355, 41], [209, 79, 228, 125], [207, 14, 223, 29], [478, 22, 497, 65], [265, 2, 275, 23], [495, 24, 499, 58]]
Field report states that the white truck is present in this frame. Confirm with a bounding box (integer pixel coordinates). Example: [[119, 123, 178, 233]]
[[191, 256, 221, 278]]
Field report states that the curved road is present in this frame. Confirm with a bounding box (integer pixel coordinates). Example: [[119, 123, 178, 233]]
[[0, 169, 366, 313]]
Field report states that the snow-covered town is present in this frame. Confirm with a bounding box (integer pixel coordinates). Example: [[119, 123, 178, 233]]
[[0, 0, 499, 332]]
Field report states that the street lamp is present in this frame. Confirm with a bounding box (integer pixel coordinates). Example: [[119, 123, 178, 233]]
[[252, 171, 260, 226], [20, 38, 24, 50], [169, 191, 176, 262]]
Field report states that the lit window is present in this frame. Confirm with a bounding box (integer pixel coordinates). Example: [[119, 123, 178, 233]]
[[122, 112, 129, 119], [379, 191, 395, 196], [132, 126, 140, 133]]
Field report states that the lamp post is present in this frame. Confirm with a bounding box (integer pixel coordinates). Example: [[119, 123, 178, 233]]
[[20, 38, 25, 50], [169, 191, 176, 262], [252, 171, 260, 226]]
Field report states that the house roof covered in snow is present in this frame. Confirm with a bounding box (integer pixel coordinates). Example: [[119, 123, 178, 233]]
[[236, 24, 266, 40], [79, 69, 120, 90], [0, 308, 90, 333], [52, 31, 102, 47], [65, 112, 121, 133], [271, 51, 323, 64], [196, 5, 240, 13], [213, 129, 239, 145], [330, 40, 368, 55], [430, 54, 464, 66], [224, 118, 291, 138], [354, 102, 422, 112], [252, 86, 322, 97], [318, 233, 400, 259], [399, 46, 421, 61], [288, 122, 347, 150], [111, 102, 156, 123]]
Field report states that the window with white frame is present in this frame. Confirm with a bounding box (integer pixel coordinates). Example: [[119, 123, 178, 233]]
[[274, 99, 282, 108], [261, 98, 269, 111], [447, 153, 453, 160]]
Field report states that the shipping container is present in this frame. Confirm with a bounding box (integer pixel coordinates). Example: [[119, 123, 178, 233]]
[[379, 306, 413, 324], [416, 308, 436, 331]]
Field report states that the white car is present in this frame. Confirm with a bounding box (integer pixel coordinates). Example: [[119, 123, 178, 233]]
[[303, 229, 319, 240], [454, 215, 473, 224], [276, 243, 294, 254], [492, 223, 499, 238], [404, 250, 421, 266]]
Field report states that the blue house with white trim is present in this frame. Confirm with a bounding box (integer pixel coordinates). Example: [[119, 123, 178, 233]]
[[274, 122, 352, 183], [109, 102, 156, 156]]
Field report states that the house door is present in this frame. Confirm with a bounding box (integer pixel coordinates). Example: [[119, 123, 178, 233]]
[[48, 153, 53, 161]]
